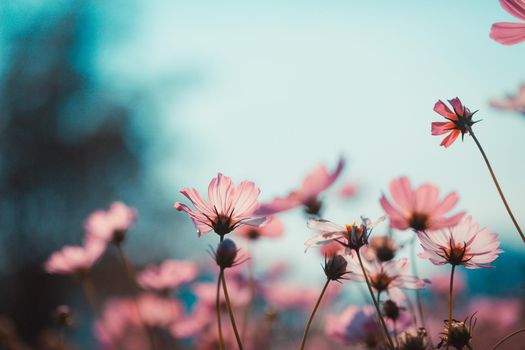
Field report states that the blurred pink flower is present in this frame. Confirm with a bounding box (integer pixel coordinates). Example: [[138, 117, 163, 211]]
[[380, 176, 465, 232], [235, 216, 284, 240], [255, 158, 344, 216], [193, 277, 251, 308], [319, 241, 345, 257], [44, 238, 105, 275], [490, 0, 525, 45], [85, 201, 137, 244], [137, 259, 198, 292], [95, 294, 182, 349], [325, 305, 382, 347], [263, 282, 339, 311], [338, 182, 358, 199], [417, 216, 502, 268], [490, 83, 525, 113], [431, 97, 478, 148], [346, 252, 426, 292], [174, 173, 265, 237], [429, 271, 465, 296], [467, 297, 522, 332]]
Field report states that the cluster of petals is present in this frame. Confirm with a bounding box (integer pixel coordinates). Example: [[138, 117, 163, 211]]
[[490, 0, 525, 45], [431, 97, 475, 148], [417, 216, 502, 268], [235, 216, 284, 240], [95, 294, 182, 349], [174, 173, 265, 237], [346, 251, 426, 292], [490, 83, 525, 113], [44, 238, 105, 275], [85, 201, 137, 243], [380, 176, 465, 232], [325, 306, 382, 347], [137, 259, 198, 291], [255, 158, 344, 216]]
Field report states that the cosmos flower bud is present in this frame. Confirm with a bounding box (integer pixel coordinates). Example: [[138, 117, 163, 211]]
[[438, 317, 475, 350], [323, 254, 348, 282], [214, 239, 239, 269], [398, 328, 429, 350], [382, 299, 399, 321], [54, 305, 73, 327]]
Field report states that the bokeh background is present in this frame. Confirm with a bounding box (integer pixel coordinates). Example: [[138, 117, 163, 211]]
[[0, 0, 524, 348]]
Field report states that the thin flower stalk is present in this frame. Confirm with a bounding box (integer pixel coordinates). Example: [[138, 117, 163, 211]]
[[220, 271, 244, 350], [299, 279, 330, 350], [355, 250, 395, 350], [216, 271, 225, 350], [490, 328, 525, 350]]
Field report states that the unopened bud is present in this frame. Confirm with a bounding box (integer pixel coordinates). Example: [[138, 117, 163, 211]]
[[323, 254, 348, 281], [214, 239, 238, 269], [382, 299, 400, 321]]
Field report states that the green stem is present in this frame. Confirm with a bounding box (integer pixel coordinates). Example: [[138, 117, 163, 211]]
[[490, 328, 525, 350], [469, 129, 525, 244], [356, 250, 395, 350], [216, 270, 225, 350], [221, 270, 244, 350], [446, 265, 456, 350], [299, 279, 330, 350]]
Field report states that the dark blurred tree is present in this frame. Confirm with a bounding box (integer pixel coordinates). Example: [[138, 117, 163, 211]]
[[0, 2, 161, 346]]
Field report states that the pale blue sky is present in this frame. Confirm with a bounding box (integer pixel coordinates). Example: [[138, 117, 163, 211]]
[[94, 0, 525, 279]]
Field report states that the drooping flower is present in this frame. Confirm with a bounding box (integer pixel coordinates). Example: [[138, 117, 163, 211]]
[[174, 173, 265, 237], [490, 0, 525, 45], [234, 216, 284, 240], [380, 177, 465, 232], [346, 252, 426, 292], [490, 83, 525, 113], [255, 158, 344, 216], [85, 201, 137, 244], [305, 216, 384, 252], [137, 259, 198, 292], [325, 306, 382, 347], [417, 216, 502, 268], [44, 238, 105, 275], [431, 98, 478, 148]]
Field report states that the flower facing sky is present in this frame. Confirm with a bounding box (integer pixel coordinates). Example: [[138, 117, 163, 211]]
[[380, 177, 465, 232], [346, 252, 426, 292], [490, 0, 525, 45], [85, 201, 137, 244], [431, 98, 478, 148], [44, 238, 105, 275], [305, 216, 384, 252], [255, 158, 344, 216], [174, 173, 265, 237], [137, 259, 198, 292], [417, 216, 502, 268]]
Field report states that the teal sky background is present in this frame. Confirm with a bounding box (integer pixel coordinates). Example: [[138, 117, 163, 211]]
[[101, 0, 525, 280], [5, 1, 524, 282]]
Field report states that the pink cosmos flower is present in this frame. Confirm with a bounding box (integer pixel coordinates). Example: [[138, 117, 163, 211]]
[[85, 201, 137, 244], [431, 98, 478, 148], [305, 216, 384, 251], [380, 177, 465, 232], [325, 306, 382, 347], [490, 83, 525, 113], [44, 238, 105, 275], [417, 216, 502, 268], [255, 158, 345, 216], [174, 173, 265, 237], [263, 283, 339, 311], [346, 251, 426, 292], [95, 294, 182, 350], [137, 259, 198, 292], [234, 216, 284, 240], [490, 0, 525, 45], [466, 297, 522, 333]]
